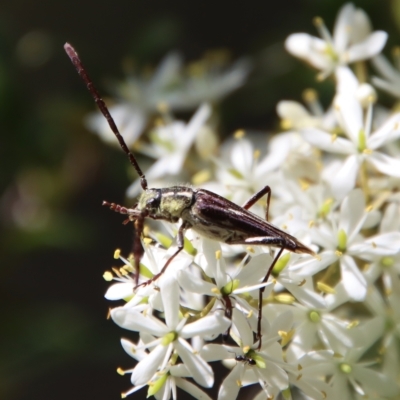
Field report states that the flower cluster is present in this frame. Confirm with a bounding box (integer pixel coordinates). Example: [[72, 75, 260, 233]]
[[86, 51, 250, 148], [99, 3, 400, 399]]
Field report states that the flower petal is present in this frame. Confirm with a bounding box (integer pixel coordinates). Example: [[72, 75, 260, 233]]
[[235, 253, 272, 286], [175, 338, 214, 387], [352, 365, 399, 397], [231, 307, 254, 347], [120, 338, 148, 362], [160, 273, 180, 330], [334, 91, 363, 143], [104, 282, 133, 300], [285, 281, 326, 308], [340, 255, 367, 301], [346, 31, 388, 63], [330, 155, 359, 200], [367, 113, 400, 149], [111, 308, 168, 336], [256, 361, 289, 391], [86, 103, 146, 147], [380, 203, 400, 232], [131, 343, 170, 385], [350, 232, 400, 257], [368, 151, 400, 177], [320, 316, 356, 352], [150, 52, 182, 91], [218, 364, 243, 400], [372, 76, 400, 98], [372, 54, 400, 82], [200, 343, 233, 362], [285, 34, 330, 70], [339, 189, 366, 242], [333, 3, 355, 52], [350, 8, 373, 42], [335, 66, 359, 96], [175, 377, 213, 400], [302, 128, 354, 154], [291, 251, 338, 277], [178, 269, 216, 295], [181, 313, 230, 339], [183, 103, 212, 150], [230, 138, 254, 176]]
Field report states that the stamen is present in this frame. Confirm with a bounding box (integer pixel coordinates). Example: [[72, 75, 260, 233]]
[[313, 17, 333, 44], [392, 46, 400, 71], [234, 129, 245, 139], [103, 271, 113, 281], [274, 293, 295, 304], [347, 320, 359, 329], [192, 169, 212, 185], [317, 281, 335, 294], [303, 88, 323, 116]]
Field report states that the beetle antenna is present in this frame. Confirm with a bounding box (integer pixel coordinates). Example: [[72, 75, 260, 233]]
[[64, 42, 148, 191]]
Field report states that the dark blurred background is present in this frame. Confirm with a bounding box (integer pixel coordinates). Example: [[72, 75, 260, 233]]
[[1, 1, 398, 399]]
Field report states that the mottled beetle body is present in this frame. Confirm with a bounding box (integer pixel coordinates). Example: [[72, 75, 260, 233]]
[[132, 186, 313, 251], [107, 185, 314, 257], [64, 43, 315, 348]]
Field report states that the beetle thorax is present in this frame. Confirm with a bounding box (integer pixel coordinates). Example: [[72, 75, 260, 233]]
[[137, 186, 194, 221]]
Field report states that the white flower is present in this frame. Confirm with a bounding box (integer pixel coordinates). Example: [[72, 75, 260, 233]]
[[299, 317, 398, 399], [210, 133, 311, 215], [210, 135, 277, 209], [104, 241, 194, 310], [166, 55, 251, 110], [86, 103, 147, 148], [271, 180, 336, 223], [364, 202, 400, 291], [279, 283, 358, 358], [119, 338, 213, 399], [111, 273, 230, 390], [293, 190, 400, 301], [201, 308, 293, 400], [302, 67, 400, 199], [372, 53, 400, 99], [363, 286, 400, 383], [126, 103, 211, 197], [178, 238, 275, 341], [285, 3, 387, 79], [86, 52, 249, 146], [86, 53, 182, 146], [267, 251, 325, 309], [277, 90, 336, 132], [286, 350, 334, 400]]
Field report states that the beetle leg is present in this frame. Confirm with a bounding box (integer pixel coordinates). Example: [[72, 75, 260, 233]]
[[242, 185, 271, 221], [137, 221, 190, 288], [256, 247, 284, 349], [226, 236, 287, 349], [222, 295, 233, 342]]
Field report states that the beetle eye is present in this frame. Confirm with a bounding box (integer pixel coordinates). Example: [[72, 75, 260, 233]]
[[147, 190, 161, 209]]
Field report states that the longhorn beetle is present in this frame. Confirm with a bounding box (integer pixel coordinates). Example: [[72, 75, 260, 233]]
[[64, 43, 315, 348]]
